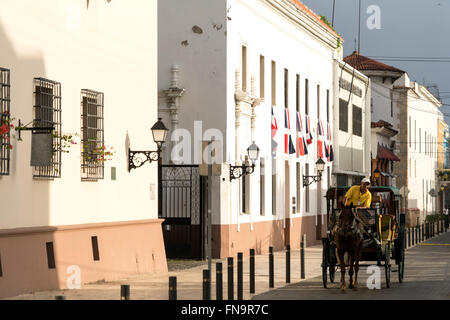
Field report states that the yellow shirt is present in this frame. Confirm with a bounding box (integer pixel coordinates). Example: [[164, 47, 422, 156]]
[[345, 185, 372, 208]]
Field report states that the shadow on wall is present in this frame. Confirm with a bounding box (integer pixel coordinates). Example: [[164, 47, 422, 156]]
[[0, 18, 57, 298]]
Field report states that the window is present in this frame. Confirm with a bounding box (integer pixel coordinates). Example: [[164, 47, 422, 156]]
[[272, 158, 277, 215], [271, 60, 276, 106], [81, 89, 104, 180], [409, 116, 411, 148], [419, 128, 421, 153], [260, 55, 265, 99], [352, 105, 362, 137], [296, 74, 300, 113], [0, 68, 10, 176], [414, 120, 417, 150], [305, 163, 310, 212], [390, 91, 393, 117], [284, 69, 288, 108], [326, 89, 330, 123], [46, 242, 56, 269], [317, 84, 320, 119], [339, 99, 348, 132], [242, 45, 247, 92], [305, 78, 309, 115], [296, 162, 301, 213], [337, 174, 347, 186], [33, 78, 62, 179], [260, 157, 265, 216]]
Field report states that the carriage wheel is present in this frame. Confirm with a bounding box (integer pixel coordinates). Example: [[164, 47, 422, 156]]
[[329, 264, 335, 283], [385, 242, 391, 288]]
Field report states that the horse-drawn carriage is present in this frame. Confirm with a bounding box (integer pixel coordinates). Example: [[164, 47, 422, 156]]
[[322, 186, 406, 289]]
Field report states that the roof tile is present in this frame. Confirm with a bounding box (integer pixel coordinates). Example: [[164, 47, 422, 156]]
[[344, 51, 405, 73]]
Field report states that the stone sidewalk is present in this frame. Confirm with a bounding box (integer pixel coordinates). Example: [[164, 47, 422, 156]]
[[3, 245, 323, 300]]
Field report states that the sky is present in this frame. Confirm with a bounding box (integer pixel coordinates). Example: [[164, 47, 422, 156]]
[[302, 0, 450, 124]]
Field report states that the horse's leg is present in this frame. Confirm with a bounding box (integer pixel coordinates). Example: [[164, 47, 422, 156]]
[[348, 252, 354, 289], [338, 249, 346, 291], [354, 243, 362, 290]]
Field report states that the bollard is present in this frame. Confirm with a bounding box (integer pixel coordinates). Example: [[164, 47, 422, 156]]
[[203, 269, 211, 300], [120, 284, 130, 300], [249, 249, 255, 294], [427, 223, 430, 239], [416, 226, 419, 244], [55, 295, 66, 300], [237, 252, 243, 300], [269, 246, 274, 288], [286, 244, 291, 284], [408, 228, 411, 248], [169, 276, 177, 300], [412, 227, 415, 246], [300, 235, 306, 279], [227, 257, 234, 300], [216, 262, 223, 301], [422, 224, 425, 242]]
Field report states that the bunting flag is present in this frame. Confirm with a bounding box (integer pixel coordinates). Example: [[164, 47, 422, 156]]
[[296, 112, 308, 156], [284, 108, 296, 154], [305, 115, 313, 145], [327, 122, 334, 162], [271, 106, 278, 157]]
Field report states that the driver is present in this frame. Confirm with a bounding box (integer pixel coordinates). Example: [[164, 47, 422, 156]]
[[344, 178, 372, 209]]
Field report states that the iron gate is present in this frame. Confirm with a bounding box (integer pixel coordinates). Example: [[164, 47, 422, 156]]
[[160, 165, 204, 259]]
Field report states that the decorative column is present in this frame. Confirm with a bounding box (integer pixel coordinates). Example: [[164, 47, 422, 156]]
[[164, 64, 185, 163]]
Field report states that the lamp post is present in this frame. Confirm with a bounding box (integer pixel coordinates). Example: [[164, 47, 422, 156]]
[[373, 168, 381, 186], [230, 141, 260, 180], [128, 118, 168, 218], [303, 158, 325, 187]]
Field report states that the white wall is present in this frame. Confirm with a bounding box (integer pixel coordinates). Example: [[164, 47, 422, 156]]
[[334, 62, 371, 180], [226, 0, 337, 226], [0, 0, 158, 229], [404, 83, 439, 214]]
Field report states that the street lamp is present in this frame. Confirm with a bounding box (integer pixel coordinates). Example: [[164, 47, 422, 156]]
[[373, 168, 381, 186], [303, 158, 325, 187], [128, 118, 168, 218], [230, 141, 260, 180]]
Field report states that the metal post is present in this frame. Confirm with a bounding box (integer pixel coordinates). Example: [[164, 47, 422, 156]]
[[237, 252, 243, 300], [250, 249, 255, 294], [203, 269, 211, 300], [286, 245, 291, 284], [55, 295, 66, 300], [422, 224, 425, 241], [408, 228, 411, 247], [300, 235, 306, 279], [269, 246, 274, 288], [120, 284, 130, 300], [158, 146, 162, 220], [227, 257, 234, 300], [412, 227, 415, 246], [207, 140, 213, 294], [216, 262, 223, 300], [169, 276, 177, 300]]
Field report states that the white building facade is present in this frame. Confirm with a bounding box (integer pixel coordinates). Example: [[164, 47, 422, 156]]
[[332, 60, 371, 187], [0, 0, 166, 298], [158, 0, 342, 257]]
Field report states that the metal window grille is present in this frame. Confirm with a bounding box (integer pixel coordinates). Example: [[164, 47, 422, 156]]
[[0, 68, 11, 176], [33, 78, 61, 179], [81, 89, 104, 180]]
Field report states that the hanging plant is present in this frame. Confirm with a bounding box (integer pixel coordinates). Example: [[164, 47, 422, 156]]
[[52, 132, 79, 153], [83, 140, 114, 164], [0, 111, 15, 150]]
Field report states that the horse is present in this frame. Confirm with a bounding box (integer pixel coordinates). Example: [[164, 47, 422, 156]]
[[333, 204, 364, 291]]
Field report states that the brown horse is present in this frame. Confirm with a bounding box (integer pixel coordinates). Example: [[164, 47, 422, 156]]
[[333, 204, 363, 291]]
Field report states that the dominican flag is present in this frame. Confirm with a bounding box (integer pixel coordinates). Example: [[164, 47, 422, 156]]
[[271, 106, 278, 156], [296, 112, 308, 156], [305, 115, 313, 145], [327, 122, 334, 162], [284, 108, 296, 154], [317, 119, 328, 159]]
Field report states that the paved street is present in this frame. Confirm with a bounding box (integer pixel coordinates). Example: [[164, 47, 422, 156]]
[[253, 230, 450, 300]]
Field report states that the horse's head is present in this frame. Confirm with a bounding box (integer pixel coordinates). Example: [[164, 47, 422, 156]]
[[339, 204, 356, 234]]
